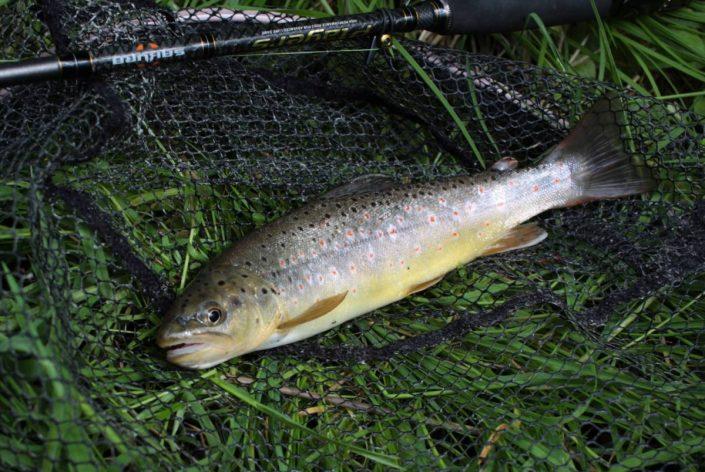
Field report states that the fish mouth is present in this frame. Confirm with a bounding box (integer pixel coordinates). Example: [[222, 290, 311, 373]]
[[157, 334, 235, 369], [162, 342, 206, 359]]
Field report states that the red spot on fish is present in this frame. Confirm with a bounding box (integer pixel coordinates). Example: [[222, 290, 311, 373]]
[[438, 197, 446, 204], [368, 252, 375, 261], [319, 239, 326, 248], [452, 231, 459, 237], [428, 215, 437, 224], [453, 210, 459, 217], [484, 221, 491, 227], [404, 205, 411, 213], [436, 244, 443, 251], [400, 259, 405, 266], [532, 185, 539, 192], [414, 246, 421, 253], [363, 212, 371, 220], [305, 274, 312, 283], [298, 283, 304, 290], [396, 215, 404, 224], [346, 229, 354, 238], [352, 288, 357, 294], [479, 186, 485, 194], [279, 259, 286, 268], [376, 230, 384, 239], [349, 263, 356, 273], [553, 178, 561, 184], [318, 274, 324, 282], [508, 180, 515, 187], [388, 225, 398, 237], [331, 269, 338, 276]]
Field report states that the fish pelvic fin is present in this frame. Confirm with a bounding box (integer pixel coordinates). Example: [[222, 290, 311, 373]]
[[544, 94, 653, 204], [482, 223, 548, 257], [278, 291, 348, 330], [406, 275, 444, 296]]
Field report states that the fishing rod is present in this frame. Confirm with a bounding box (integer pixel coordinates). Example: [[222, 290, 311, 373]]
[[0, 0, 690, 87]]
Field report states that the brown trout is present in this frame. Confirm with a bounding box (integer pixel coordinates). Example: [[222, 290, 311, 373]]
[[157, 98, 651, 369]]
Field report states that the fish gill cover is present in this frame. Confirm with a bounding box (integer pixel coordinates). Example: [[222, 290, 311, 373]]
[[1, 0, 704, 470]]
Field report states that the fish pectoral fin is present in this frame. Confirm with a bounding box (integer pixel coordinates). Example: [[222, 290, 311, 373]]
[[406, 275, 444, 296], [481, 223, 548, 256], [324, 174, 396, 199], [277, 291, 348, 330]]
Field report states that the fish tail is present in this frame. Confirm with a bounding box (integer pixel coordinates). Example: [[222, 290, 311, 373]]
[[545, 95, 653, 204]]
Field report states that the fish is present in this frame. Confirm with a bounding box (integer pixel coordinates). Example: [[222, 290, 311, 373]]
[[156, 97, 652, 369]]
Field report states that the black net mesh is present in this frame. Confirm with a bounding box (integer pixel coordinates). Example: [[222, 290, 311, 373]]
[[2, 1, 705, 470]]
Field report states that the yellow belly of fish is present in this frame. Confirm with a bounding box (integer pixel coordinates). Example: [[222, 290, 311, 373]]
[[255, 223, 502, 351]]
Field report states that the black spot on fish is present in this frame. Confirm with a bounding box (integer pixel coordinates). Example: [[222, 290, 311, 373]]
[[240, 288, 246, 293], [335, 203, 342, 209], [262, 288, 268, 294], [309, 223, 315, 228], [260, 244, 265, 249], [230, 296, 242, 307], [245, 261, 252, 266], [261, 257, 267, 262], [351, 207, 357, 212], [341, 212, 347, 217], [293, 216, 298, 220], [242, 274, 248, 278], [298, 226, 303, 231], [218, 280, 225, 286], [325, 213, 331, 218], [371, 202, 377, 207], [281, 243, 285, 248], [452, 184, 458, 189], [181, 303, 187, 309]]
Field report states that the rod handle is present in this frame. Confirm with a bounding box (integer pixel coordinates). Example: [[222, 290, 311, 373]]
[[441, 0, 613, 34]]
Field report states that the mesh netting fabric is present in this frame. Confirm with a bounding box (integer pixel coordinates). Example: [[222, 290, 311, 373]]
[[1, 0, 705, 470]]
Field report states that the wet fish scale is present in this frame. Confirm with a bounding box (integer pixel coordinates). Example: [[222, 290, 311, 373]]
[[157, 97, 653, 368]]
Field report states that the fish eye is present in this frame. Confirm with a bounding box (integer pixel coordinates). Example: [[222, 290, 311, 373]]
[[208, 308, 222, 323]]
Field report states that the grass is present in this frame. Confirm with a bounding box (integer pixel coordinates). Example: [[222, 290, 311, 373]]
[[1, 0, 705, 470]]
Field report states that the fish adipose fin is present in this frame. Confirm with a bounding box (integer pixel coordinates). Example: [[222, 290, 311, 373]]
[[278, 291, 348, 330], [546, 95, 653, 204], [407, 275, 444, 296], [482, 223, 548, 256]]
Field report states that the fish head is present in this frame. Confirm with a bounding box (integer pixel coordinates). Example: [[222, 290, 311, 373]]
[[157, 264, 282, 369]]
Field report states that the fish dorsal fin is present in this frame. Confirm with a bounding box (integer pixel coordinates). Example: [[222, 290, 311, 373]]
[[481, 223, 548, 256], [491, 157, 518, 173], [278, 291, 348, 330], [406, 275, 444, 296], [324, 174, 396, 199]]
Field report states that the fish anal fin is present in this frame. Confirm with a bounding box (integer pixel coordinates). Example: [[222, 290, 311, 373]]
[[481, 223, 548, 256], [278, 291, 348, 330], [324, 174, 395, 199], [406, 275, 444, 296]]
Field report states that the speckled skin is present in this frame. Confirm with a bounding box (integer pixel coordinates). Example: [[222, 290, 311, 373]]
[[232, 161, 577, 350], [157, 97, 652, 369]]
